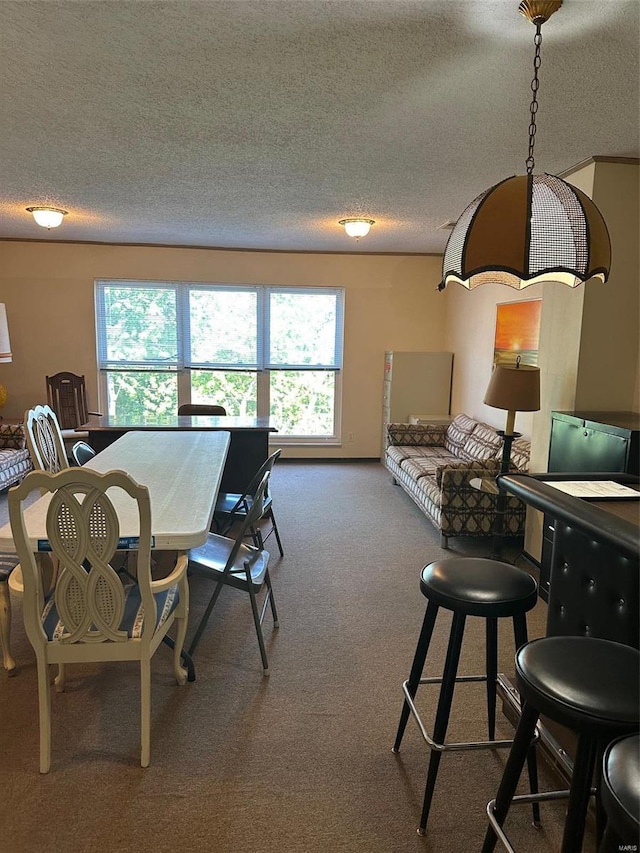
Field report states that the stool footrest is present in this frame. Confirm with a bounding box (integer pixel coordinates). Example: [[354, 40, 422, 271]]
[[486, 787, 595, 853], [401, 677, 532, 753]]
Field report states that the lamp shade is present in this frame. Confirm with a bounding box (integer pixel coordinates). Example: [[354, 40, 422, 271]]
[[484, 362, 540, 413], [440, 174, 611, 291], [0, 304, 12, 363]]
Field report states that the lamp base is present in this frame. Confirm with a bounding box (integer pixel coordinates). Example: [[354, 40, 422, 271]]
[[490, 430, 524, 560]]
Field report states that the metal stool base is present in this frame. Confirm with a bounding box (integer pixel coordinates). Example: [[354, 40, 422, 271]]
[[394, 674, 534, 754], [486, 788, 594, 853]]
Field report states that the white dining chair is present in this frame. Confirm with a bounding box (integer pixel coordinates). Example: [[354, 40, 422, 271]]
[[9, 466, 190, 772]]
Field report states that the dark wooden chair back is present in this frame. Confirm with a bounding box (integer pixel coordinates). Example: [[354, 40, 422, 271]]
[[46, 372, 93, 430]]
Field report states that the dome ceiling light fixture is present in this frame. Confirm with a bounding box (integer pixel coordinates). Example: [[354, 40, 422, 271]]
[[26, 206, 68, 229], [339, 218, 375, 239], [438, 0, 611, 292]]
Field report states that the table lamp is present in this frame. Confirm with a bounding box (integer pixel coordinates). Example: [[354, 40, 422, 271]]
[[484, 356, 540, 475]]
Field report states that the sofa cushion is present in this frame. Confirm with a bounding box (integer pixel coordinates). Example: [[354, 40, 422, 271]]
[[497, 437, 531, 472], [0, 447, 32, 490], [387, 445, 455, 468], [0, 423, 26, 450], [460, 422, 503, 462], [401, 450, 458, 481], [444, 414, 478, 456]]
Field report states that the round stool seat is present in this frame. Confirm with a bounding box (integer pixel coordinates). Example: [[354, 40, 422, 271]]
[[516, 637, 640, 734], [601, 734, 640, 844], [420, 557, 538, 618]]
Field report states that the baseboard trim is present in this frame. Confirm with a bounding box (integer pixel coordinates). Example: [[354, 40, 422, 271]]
[[278, 457, 381, 463]]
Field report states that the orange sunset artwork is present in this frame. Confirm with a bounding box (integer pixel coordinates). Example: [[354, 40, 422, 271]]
[[493, 300, 541, 367]]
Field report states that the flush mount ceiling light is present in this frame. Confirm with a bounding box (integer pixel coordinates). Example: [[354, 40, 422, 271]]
[[439, 0, 611, 292], [26, 206, 68, 229], [339, 218, 375, 239]]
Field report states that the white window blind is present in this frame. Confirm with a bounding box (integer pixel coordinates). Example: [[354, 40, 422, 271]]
[[96, 281, 343, 372], [96, 282, 181, 370]]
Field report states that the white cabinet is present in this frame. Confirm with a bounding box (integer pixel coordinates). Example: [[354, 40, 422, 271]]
[[383, 351, 453, 424]]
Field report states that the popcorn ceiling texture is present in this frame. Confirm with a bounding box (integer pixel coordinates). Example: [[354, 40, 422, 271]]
[[0, 0, 637, 253]]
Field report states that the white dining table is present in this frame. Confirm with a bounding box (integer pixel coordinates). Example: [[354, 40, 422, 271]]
[[0, 430, 231, 554]]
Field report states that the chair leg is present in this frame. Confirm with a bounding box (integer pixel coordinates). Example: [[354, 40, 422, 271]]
[[482, 701, 540, 853], [561, 733, 599, 853], [172, 588, 189, 685], [248, 584, 270, 675], [54, 663, 66, 692], [393, 600, 439, 753], [264, 571, 279, 628], [36, 653, 52, 773], [140, 656, 151, 768], [187, 579, 225, 656], [485, 616, 498, 740], [0, 579, 16, 675], [268, 507, 284, 557], [418, 610, 466, 834]]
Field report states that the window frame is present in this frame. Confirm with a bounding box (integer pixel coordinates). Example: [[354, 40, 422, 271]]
[[95, 280, 344, 444]]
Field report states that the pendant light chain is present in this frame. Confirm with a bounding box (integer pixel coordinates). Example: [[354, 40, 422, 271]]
[[526, 22, 543, 175]]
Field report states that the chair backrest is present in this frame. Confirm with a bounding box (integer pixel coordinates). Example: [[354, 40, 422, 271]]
[[71, 440, 96, 466], [244, 449, 282, 500], [223, 472, 271, 570], [9, 467, 155, 649], [177, 404, 227, 416], [24, 404, 69, 474], [46, 372, 90, 430]]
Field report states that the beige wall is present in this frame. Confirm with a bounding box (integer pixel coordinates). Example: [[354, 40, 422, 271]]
[[0, 162, 636, 477], [0, 241, 445, 458], [445, 281, 545, 441], [575, 161, 640, 410]]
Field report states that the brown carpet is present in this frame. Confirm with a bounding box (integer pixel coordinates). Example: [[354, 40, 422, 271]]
[[0, 461, 594, 853]]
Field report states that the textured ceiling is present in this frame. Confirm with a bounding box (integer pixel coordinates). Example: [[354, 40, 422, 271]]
[[1, 0, 638, 254]]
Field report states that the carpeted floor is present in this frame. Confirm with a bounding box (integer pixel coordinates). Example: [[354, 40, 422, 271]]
[[0, 461, 594, 853]]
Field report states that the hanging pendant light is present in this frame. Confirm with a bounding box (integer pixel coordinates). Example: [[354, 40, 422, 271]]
[[439, 0, 611, 292]]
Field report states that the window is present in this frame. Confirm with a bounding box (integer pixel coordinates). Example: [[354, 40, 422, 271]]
[[95, 281, 344, 440]]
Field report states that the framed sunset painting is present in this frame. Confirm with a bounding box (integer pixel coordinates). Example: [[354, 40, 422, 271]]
[[493, 299, 542, 366]]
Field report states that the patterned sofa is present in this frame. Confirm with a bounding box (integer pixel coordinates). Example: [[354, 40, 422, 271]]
[[0, 422, 33, 492], [384, 413, 530, 548]]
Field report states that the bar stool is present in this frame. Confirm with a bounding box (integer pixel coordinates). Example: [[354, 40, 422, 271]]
[[392, 556, 539, 835], [598, 734, 640, 853], [483, 637, 640, 853]]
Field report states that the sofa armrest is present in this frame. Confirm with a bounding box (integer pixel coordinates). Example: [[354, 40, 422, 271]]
[[436, 459, 501, 488], [386, 422, 448, 448]]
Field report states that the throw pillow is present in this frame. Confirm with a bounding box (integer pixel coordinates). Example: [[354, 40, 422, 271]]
[[0, 423, 26, 449]]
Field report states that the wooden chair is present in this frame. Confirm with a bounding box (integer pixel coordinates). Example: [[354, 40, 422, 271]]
[[9, 466, 190, 772], [45, 372, 100, 431], [177, 404, 227, 416], [187, 472, 278, 674]]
